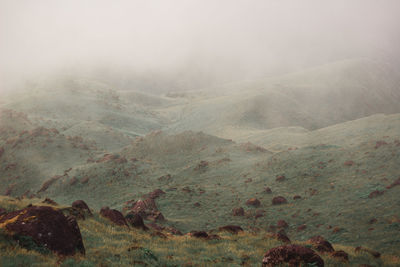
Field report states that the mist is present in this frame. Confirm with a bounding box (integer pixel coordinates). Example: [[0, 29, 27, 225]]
[[1, 0, 400, 92]]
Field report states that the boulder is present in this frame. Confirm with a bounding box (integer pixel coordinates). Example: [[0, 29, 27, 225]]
[[272, 196, 287, 205], [262, 244, 324, 267], [0, 206, 85, 255], [246, 198, 261, 207], [189, 231, 209, 238], [100, 207, 128, 227], [125, 213, 148, 231]]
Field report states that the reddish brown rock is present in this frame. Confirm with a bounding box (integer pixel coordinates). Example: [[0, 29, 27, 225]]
[[246, 198, 261, 207], [277, 220, 288, 229], [331, 250, 349, 261], [344, 160, 355, 166], [262, 244, 324, 267], [0, 206, 85, 255], [218, 225, 243, 234], [100, 207, 128, 227], [297, 224, 307, 231], [375, 141, 388, 149], [146, 189, 165, 199], [368, 190, 385, 198], [272, 196, 287, 205], [293, 195, 302, 200], [72, 200, 92, 215], [276, 175, 286, 182], [232, 207, 245, 216], [386, 177, 400, 189], [263, 187, 272, 193], [307, 236, 334, 253]]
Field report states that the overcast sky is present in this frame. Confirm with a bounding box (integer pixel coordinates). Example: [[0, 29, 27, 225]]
[[1, 0, 400, 89]]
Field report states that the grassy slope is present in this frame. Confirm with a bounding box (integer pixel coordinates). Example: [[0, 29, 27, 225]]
[[1, 196, 399, 267]]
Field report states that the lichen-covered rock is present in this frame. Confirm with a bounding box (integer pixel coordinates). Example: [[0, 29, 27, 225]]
[[0, 206, 85, 255]]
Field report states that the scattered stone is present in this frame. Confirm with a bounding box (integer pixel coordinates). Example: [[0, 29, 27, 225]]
[[262, 244, 324, 267], [267, 232, 291, 244], [263, 187, 272, 193], [368, 190, 385, 198], [232, 207, 245, 216], [344, 160, 355, 166], [146, 189, 165, 199], [100, 207, 128, 227], [276, 175, 286, 182], [193, 202, 201, 207], [307, 236, 334, 253], [293, 195, 301, 200], [375, 141, 388, 149], [297, 224, 307, 231], [0, 208, 6, 216], [272, 196, 287, 205], [331, 250, 349, 261], [277, 220, 288, 229], [246, 198, 261, 207], [0, 206, 85, 255], [255, 209, 265, 218], [218, 225, 243, 234], [386, 177, 400, 189]]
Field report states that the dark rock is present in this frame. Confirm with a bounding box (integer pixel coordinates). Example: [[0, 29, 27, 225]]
[[293, 195, 302, 200], [272, 196, 287, 205], [125, 213, 148, 231], [0, 206, 85, 255], [218, 225, 243, 234], [189, 231, 209, 238], [246, 198, 261, 207], [262, 244, 324, 267], [0, 207, 6, 216], [72, 200, 92, 215], [100, 207, 128, 227], [193, 202, 201, 207], [232, 207, 245, 216], [151, 231, 167, 239], [307, 236, 334, 253], [331, 250, 349, 261]]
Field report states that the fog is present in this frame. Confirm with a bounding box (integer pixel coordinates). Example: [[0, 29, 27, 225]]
[[1, 0, 400, 92]]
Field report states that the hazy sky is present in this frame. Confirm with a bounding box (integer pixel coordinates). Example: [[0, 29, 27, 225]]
[[1, 0, 400, 89]]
